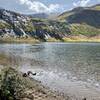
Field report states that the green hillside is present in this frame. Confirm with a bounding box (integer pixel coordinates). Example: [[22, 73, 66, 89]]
[[57, 4, 100, 37], [90, 4, 100, 10], [0, 21, 11, 29], [69, 23, 100, 36]]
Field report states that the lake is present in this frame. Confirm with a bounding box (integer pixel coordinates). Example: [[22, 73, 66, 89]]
[[0, 42, 100, 99]]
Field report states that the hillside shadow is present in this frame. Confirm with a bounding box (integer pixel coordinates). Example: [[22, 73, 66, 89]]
[[67, 10, 100, 28]]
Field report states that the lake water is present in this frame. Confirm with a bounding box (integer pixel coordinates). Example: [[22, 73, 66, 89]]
[[0, 42, 100, 98]]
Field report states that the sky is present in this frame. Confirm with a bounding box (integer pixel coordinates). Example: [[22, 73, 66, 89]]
[[0, 0, 100, 14]]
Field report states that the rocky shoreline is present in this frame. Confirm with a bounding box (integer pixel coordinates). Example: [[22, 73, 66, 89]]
[[0, 67, 69, 100]]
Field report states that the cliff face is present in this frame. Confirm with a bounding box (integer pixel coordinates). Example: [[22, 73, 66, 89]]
[[0, 8, 33, 38]]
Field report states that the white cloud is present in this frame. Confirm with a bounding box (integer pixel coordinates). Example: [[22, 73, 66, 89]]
[[18, 0, 60, 13], [73, 0, 91, 7]]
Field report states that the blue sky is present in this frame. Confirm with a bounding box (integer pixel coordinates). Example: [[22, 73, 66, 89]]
[[0, 0, 100, 14]]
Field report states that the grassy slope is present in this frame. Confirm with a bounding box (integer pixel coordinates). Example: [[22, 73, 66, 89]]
[[0, 21, 11, 29], [57, 4, 100, 38], [69, 23, 100, 36], [90, 4, 100, 10]]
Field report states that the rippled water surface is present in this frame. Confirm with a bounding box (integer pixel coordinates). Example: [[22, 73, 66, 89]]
[[0, 42, 100, 97]]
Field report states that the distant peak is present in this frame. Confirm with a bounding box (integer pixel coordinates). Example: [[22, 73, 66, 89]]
[[72, 7, 84, 12]]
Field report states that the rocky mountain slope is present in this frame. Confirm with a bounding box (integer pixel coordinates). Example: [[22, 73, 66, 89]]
[[0, 8, 71, 41], [0, 4, 100, 42], [0, 8, 33, 37]]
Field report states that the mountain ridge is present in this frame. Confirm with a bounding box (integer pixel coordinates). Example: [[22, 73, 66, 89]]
[[0, 4, 100, 42]]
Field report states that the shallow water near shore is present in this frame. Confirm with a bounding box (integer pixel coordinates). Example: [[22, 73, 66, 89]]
[[0, 42, 100, 99]]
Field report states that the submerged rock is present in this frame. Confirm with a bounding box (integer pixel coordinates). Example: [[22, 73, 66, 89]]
[[22, 71, 37, 77]]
